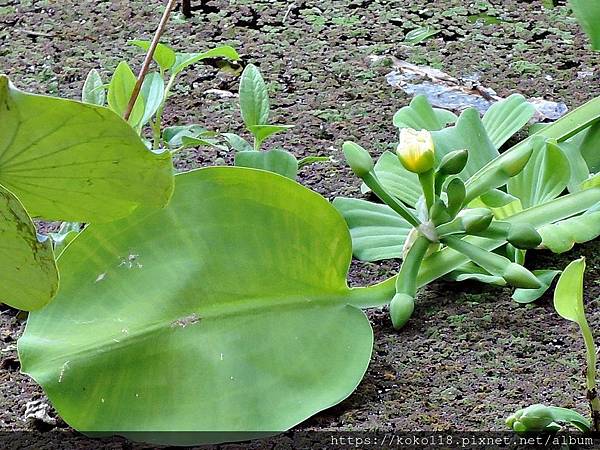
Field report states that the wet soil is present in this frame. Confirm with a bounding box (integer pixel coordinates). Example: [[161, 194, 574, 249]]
[[1, 0, 600, 447]]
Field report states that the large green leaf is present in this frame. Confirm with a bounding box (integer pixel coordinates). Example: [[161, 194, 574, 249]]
[[393, 95, 457, 130], [18, 167, 372, 445], [432, 108, 498, 179], [365, 151, 421, 207], [508, 141, 570, 208], [482, 94, 535, 149], [333, 197, 412, 261], [0, 76, 173, 222], [0, 184, 58, 310]]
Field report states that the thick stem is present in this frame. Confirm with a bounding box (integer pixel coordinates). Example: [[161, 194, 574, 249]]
[[395, 235, 430, 295], [418, 169, 435, 214], [580, 319, 600, 431], [123, 0, 177, 122]]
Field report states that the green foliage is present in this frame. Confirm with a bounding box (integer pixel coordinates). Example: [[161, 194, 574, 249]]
[[335, 94, 600, 327], [0, 75, 173, 310], [0, 185, 58, 311], [239, 64, 270, 129], [403, 26, 440, 45], [18, 167, 373, 444]]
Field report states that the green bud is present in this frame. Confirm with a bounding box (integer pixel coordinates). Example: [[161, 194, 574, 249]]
[[506, 404, 555, 432], [438, 149, 468, 175], [343, 141, 374, 178], [390, 293, 415, 329], [500, 146, 533, 177], [446, 177, 466, 217], [458, 208, 493, 233], [507, 223, 542, 249], [503, 263, 542, 289]]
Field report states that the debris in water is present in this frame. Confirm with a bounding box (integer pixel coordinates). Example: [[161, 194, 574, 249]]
[[385, 57, 567, 121], [171, 313, 201, 328]]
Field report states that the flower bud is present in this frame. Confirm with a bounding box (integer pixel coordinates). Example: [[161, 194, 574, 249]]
[[446, 177, 466, 217], [438, 149, 468, 175], [343, 141, 374, 178], [390, 293, 415, 329], [396, 128, 435, 174], [507, 223, 542, 249], [506, 404, 555, 432], [500, 146, 533, 177], [458, 208, 493, 233], [503, 263, 542, 289]]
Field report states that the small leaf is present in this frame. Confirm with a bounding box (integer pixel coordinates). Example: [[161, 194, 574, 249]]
[[554, 257, 586, 324], [333, 197, 412, 262], [298, 156, 330, 168], [82, 69, 105, 106], [0, 184, 58, 310], [222, 133, 254, 152], [404, 26, 440, 44], [234, 150, 299, 179], [482, 94, 535, 149], [107, 61, 145, 127], [512, 270, 560, 304], [139, 72, 165, 127], [180, 136, 226, 150], [130, 40, 177, 72], [247, 124, 293, 149], [163, 125, 207, 147], [239, 64, 270, 128], [393, 95, 457, 131], [171, 45, 240, 76]]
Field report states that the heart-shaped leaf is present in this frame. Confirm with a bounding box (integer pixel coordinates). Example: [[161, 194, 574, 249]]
[[18, 167, 373, 445], [0, 76, 173, 222], [0, 184, 58, 310]]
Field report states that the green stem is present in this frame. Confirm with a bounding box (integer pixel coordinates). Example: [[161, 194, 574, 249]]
[[418, 169, 435, 214], [362, 172, 421, 227], [580, 318, 600, 431], [396, 235, 430, 295]]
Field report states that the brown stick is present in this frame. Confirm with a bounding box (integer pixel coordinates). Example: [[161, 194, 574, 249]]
[[182, 0, 192, 18], [123, 0, 177, 121]]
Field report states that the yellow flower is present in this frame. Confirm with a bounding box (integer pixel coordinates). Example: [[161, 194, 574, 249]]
[[396, 128, 435, 174]]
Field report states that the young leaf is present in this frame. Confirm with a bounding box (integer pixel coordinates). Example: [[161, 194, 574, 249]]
[[333, 197, 412, 262], [482, 94, 535, 149], [508, 140, 570, 208], [0, 75, 174, 222], [107, 61, 145, 127], [298, 156, 330, 168], [222, 132, 254, 152], [163, 124, 207, 147], [234, 149, 299, 179], [239, 64, 270, 128], [247, 124, 293, 149], [554, 257, 586, 324], [81, 69, 105, 106], [0, 184, 58, 311], [139, 72, 165, 127], [130, 40, 177, 72], [171, 45, 240, 76], [18, 167, 372, 444], [393, 95, 457, 131]]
